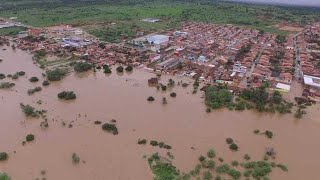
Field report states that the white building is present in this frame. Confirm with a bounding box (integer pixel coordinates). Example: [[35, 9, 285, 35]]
[[147, 35, 169, 45], [233, 61, 247, 74]]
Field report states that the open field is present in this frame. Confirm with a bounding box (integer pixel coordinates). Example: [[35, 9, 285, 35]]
[[1, 0, 320, 41]]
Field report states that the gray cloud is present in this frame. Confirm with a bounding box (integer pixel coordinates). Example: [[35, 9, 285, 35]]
[[228, 0, 320, 7]]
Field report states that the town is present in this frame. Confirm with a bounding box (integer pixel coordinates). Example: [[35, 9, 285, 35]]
[[1, 17, 320, 100]]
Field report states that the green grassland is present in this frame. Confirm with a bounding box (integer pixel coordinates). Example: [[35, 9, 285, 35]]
[[0, 0, 319, 41]]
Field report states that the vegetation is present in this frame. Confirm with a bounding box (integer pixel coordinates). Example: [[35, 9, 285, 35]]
[[102, 123, 118, 135], [20, 103, 40, 118], [229, 143, 239, 151], [207, 149, 215, 158], [125, 65, 133, 72], [27, 86, 42, 95], [42, 80, 50, 86], [0, 82, 15, 89], [147, 96, 155, 102], [138, 139, 147, 145], [46, 68, 68, 81], [170, 92, 177, 98], [205, 85, 232, 109], [57, 91, 76, 100], [0, 152, 8, 161], [147, 153, 179, 180], [0, 26, 26, 36], [116, 66, 124, 73], [29, 76, 39, 82], [0, 173, 10, 180], [73, 61, 93, 72], [26, 134, 35, 142], [72, 153, 80, 164]]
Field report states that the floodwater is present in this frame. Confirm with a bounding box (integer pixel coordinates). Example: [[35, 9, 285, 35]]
[[1, 46, 320, 180]]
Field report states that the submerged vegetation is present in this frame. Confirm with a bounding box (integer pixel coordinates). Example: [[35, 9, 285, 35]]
[[0, 152, 8, 161], [102, 123, 118, 135], [57, 91, 76, 100], [205, 84, 294, 115], [46, 68, 68, 81], [73, 61, 93, 72], [0, 172, 10, 180]]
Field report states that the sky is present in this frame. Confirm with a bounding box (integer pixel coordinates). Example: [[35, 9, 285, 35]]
[[228, 0, 320, 7]]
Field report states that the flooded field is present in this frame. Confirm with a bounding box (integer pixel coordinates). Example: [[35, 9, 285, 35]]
[[1, 46, 320, 180]]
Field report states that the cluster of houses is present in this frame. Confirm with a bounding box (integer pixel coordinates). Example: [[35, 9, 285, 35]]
[[2, 21, 320, 98], [296, 23, 320, 97]]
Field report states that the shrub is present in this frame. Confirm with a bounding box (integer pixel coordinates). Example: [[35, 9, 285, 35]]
[[0, 82, 15, 89], [116, 66, 124, 73], [207, 149, 215, 158], [0, 152, 8, 161], [203, 171, 212, 180], [18, 71, 26, 76], [46, 68, 67, 81], [218, 157, 224, 162], [138, 139, 147, 145], [72, 153, 80, 164], [125, 65, 133, 72], [277, 164, 288, 172], [104, 68, 112, 74], [147, 96, 155, 102], [216, 164, 230, 173], [20, 103, 39, 118], [74, 62, 93, 72], [0, 173, 10, 180], [207, 160, 215, 169], [29, 77, 39, 82], [199, 156, 206, 162], [215, 175, 222, 180], [244, 154, 251, 160], [12, 73, 19, 79], [94, 121, 102, 125], [163, 144, 172, 150], [162, 97, 167, 104], [206, 108, 211, 113], [57, 91, 76, 100], [150, 140, 159, 146], [265, 131, 273, 139], [170, 92, 177, 97], [26, 134, 35, 142], [231, 161, 239, 166], [227, 169, 241, 179], [229, 143, 239, 151], [226, 138, 233, 144], [0, 73, 5, 80], [254, 129, 260, 134], [161, 85, 167, 91], [27, 86, 42, 95], [102, 123, 118, 135], [42, 80, 50, 86]]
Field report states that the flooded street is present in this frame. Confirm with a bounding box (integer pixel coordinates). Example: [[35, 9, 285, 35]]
[[1, 46, 320, 180]]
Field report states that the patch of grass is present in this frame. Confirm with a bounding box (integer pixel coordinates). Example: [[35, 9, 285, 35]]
[[0, 26, 27, 36], [0, 172, 10, 180]]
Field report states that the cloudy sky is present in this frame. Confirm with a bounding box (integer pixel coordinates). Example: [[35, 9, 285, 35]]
[[229, 0, 320, 7]]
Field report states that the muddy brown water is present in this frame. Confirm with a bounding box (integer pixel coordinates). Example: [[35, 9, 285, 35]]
[[1, 46, 320, 180]]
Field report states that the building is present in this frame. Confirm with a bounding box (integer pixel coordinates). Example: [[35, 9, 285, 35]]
[[304, 75, 320, 89], [233, 61, 247, 74], [156, 58, 180, 69], [147, 35, 169, 45]]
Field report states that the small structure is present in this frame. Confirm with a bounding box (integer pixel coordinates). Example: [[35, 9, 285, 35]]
[[233, 61, 247, 74], [156, 58, 180, 70], [304, 75, 320, 89], [275, 83, 291, 92], [197, 56, 208, 63], [142, 18, 160, 23], [147, 35, 169, 45]]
